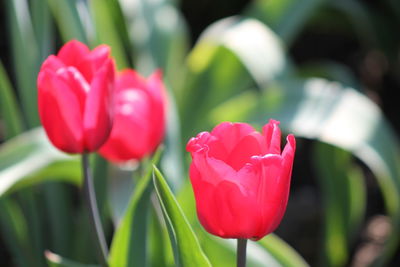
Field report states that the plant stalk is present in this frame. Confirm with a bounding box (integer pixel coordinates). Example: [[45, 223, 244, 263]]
[[237, 238, 248, 267], [82, 153, 109, 267]]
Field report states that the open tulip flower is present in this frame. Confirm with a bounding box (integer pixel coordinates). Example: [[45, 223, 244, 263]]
[[37, 40, 116, 153], [99, 69, 167, 162], [187, 120, 296, 241]]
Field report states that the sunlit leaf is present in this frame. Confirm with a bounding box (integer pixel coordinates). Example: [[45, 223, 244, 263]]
[[0, 128, 79, 197], [108, 149, 162, 267], [153, 166, 211, 267], [179, 17, 289, 139], [46, 250, 99, 267]]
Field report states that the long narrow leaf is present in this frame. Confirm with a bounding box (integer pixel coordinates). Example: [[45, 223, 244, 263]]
[[108, 149, 162, 267], [152, 166, 211, 267], [6, 0, 39, 127], [0, 61, 24, 139], [89, 0, 129, 69], [46, 0, 88, 43], [0, 198, 35, 267]]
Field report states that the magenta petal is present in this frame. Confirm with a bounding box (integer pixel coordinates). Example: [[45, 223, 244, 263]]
[[83, 59, 115, 151], [79, 44, 111, 82], [262, 119, 281, 154], [211, 122, 256, 153], [186, 119, 296, 240], [191, 149, 238, 186], [57, 40, 90, 68], [99, 89, 151, 161], [40, 55, 65, 73], [226, 133, 263, 171], [38, 70, 84, 153]]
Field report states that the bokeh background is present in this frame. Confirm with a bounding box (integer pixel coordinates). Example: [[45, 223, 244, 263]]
[[1, 0, 400, 266]]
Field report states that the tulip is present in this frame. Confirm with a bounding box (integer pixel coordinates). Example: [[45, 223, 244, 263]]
[[37, 40, 115, 153], [186, 120, 296, 240], [99, 69, 167, 162]]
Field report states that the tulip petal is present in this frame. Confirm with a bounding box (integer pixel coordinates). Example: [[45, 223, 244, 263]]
[[56, 67, 89, 114], [99, 89, 151, 161], [262, 119, 281, 154], [38, 70, 84, 152], [226, 132, 264, 171], [213, 180, 261, 238], [117, 69, 146, 91], [211, 122, 256, 154], [83, 59, 115, 151], [79, 45, 111, 83], [187, 120, 296, 240], [40, 55, 65, 73], [57, 40, 90, 69], [250, 153, 291, 239]]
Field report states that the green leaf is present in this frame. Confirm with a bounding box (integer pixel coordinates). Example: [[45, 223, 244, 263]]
[[43, 182, 74, 258], [298, 60, 361, 90], [313, 144, 366, 266], [108, 149, 162, 267], [89, 0, 129, 69], [46, 250, 99, 267], [0, 128, 80, 197], [245, 0, 325, 45], [258, 234, 310, 267], [179, 17, 289, 139], [31, 0, 54, 60], [0, 60, 24, 139], [152, 166, 211, 267], [118, 0, 189, 78], [92, 154, 110, 225], [0, 198, 35, 267], [192, 17, 288, 86], [5, 0, 40, 127], [46, 0, 88, 43]]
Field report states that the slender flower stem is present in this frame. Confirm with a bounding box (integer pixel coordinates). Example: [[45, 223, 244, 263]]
[[82, 153, 109, 267], [237, 239, 248, 267]]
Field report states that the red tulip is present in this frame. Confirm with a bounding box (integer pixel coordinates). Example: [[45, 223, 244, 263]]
[[37, 40, 116, 153], [37, 40, 115, 153], [186, 120, 295, 240], [99, 69, 167, 162]]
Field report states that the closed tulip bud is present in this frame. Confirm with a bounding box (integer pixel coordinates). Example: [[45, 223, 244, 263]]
[[99, 69, 167, 162], [37, 40, 116, 153], [186, 120, 296, 240]]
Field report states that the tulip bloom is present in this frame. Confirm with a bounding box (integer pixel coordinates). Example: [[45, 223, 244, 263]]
[[186, 120, 295, 240], [37, 40, 115, 153], [99, 69, 167, 162]]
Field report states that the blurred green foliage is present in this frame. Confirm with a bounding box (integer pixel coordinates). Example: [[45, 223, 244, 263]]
[[1, 0, 400, 266]]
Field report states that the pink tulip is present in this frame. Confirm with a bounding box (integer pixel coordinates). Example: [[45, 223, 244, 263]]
[[99, 69, 167, 162], [37, 40, 116, 153], [186, 120, 296, 240]]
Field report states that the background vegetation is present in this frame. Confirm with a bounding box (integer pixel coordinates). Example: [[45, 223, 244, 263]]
[[0, 0, 400, 266]]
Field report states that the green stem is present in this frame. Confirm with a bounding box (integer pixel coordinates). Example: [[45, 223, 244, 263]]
[[82, 153, 108, 267], [237, 239, 248, 267]]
